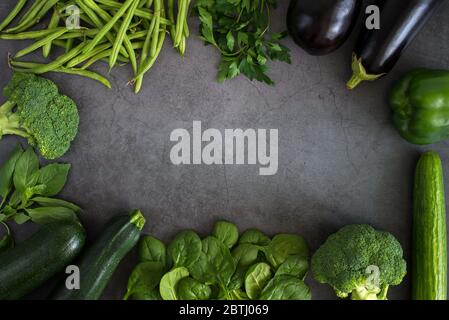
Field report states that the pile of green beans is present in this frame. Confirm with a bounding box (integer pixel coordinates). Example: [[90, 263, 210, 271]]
[[0, 0, 192, 93]]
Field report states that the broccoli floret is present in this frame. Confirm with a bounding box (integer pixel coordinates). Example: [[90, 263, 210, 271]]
[[311, 224, 406, 300], [0, 73, 79, 159]]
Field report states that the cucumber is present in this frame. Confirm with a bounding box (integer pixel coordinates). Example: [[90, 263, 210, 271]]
[[412, 151, 447, 300], [0, 220, 86, 300], [51, 209, 146, 300]]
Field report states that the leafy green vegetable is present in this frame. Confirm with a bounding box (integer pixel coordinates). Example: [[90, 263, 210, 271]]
[[262, 234, 309, 269], [139, 235, 167, 266], [177, 277, 212, 300], [275, 255, 309, 280], [159, 266, 189, 300], [239, 229, 271, 246], [0, 73, 79, 160], [0, 145, 79, 234], [124, 261, 165, 300], [168, 230, 202, 269], [213, 220, 239, 249], [244, 262, 272, 299], [196, 0, 291, 85], [260, 275, 311, 300]]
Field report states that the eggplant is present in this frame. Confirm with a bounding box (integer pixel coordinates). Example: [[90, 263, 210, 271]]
[[287, 0, 362, 56], [347, 0, 443, 89]]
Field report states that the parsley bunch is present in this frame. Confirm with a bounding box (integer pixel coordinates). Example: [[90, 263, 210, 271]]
[[196, 0, 291, 85]]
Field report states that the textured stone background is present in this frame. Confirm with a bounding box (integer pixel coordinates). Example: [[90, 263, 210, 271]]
[[1, 1, 449, 300]]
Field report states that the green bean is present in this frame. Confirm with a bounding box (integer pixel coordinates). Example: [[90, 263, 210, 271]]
[[81, 41, 143, 69], [65, 38, 74, 53], [52, 39, 67, 48], [134, 28, 166, 83], [43, 8, 60, 58], [167, 0, 176, 40], [135, 12, 157, 92], [150, 0, 162, 58], [174, 0, 187, 47], [75, 0, 129, 58], [82, 0, 136, 54], [15, 28, 68, 58], [10, 60, 112, 89], [66, 42, 112, 68], [32, 41, 86, 74], [16, 0, 45, 25], [0, 28, 62, 40], [7, 0, 56, 33], [128, 30, 147, 40], [96, 0, 170, 25], [110, 0, 139, 69], [58, 29, 99, 40], [0, 0, 28, 32]]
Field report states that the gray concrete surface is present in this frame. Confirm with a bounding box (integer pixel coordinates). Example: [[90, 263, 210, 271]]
[[1, 1, 449, 300]]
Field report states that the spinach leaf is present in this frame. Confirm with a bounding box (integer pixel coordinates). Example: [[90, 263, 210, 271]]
[[139, 235, 167, 267], [36, 163, 71, 196], [0, 222, 14, 253], [239, 229, 270, 246], [262, 234, 309, 269], [132, 290, 162, 300], [177, 277, 212, 300], [13, 147, 39, 193], [229, 243, 260, 290], [189, 251, 216, 285], [31, 196, 80, 212], [124, 261, 165, 300], [244, 262, 272, 299], [259, 275, 311, 300], [229, 289, 249, 300], [0, 145, 23, 202], [212, 220, 239, 249], [168, 230, 202, 269], [159, 267, 189, 300], [202, 236, 236, 289], [25, 206, 77, 224], [275, 255, 308, 280]]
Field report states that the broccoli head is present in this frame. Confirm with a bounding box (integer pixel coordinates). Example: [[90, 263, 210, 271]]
[[311, 224, 406, 300], [0, 73, 79, 159]]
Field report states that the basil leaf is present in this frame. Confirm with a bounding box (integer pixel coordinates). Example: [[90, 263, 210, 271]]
[[0, 145, 23, 200], [212, 220, 239, 249], [13, 147, 39, 193], [31, 196, 81, 212], [168, 230, 202, 269], [262, 234, 309, 269], [36, 163, 71, 196], [159, 267, 189, 300], [139, 235, 167, 267], [0, 222, 14, 253], [244, 262, 272, 300], [26, 206, 77, 224], [124, 261, 165, 300], [177, 277, 211, 300], [259, 275, 311, 300], [13, 212, 30, 224]]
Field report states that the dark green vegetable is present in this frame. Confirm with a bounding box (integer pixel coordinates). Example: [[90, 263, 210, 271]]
[[413, 151, 447, 300], [0, 145, 80, 233], [311, 224, 407, 300], [51, 210, 146, 300], [390, 69, 449, 145], [196, 0, 291, 85], [0, 73, 79, 159], [0, 220, 86, 300], [0, 222, 14, 253], [125, 220, 311, 300]]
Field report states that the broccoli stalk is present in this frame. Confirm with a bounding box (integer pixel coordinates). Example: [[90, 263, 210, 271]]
[[311, 224, 407, 300], [0, 73, 79, 159]]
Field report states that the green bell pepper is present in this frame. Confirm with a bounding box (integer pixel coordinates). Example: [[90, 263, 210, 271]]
[[390, 69, 449, 145]]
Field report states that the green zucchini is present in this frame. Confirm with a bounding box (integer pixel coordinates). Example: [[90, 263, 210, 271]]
[[51, 209, 146, 300], [412, 151, 447, 300], [0, 220, 86, 300]]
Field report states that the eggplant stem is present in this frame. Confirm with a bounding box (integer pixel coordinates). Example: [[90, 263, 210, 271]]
[[346, 53, 384, 90]]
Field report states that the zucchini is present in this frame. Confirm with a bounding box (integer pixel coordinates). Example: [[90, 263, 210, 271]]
[[413, 151, 447, 300], [51, 209, 146, 300], [0, 220, 86, 300]]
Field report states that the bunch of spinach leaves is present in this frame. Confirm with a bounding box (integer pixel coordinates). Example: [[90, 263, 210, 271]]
[[0, 144, 80, 250], [196, 0, 291, 85], [124, 221, 311, 300]]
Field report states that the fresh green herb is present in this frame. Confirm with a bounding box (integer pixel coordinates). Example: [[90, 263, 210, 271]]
[[125, 220, 311, 300], [0, 145, 80, 235], [196, 0, 291, 85]]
